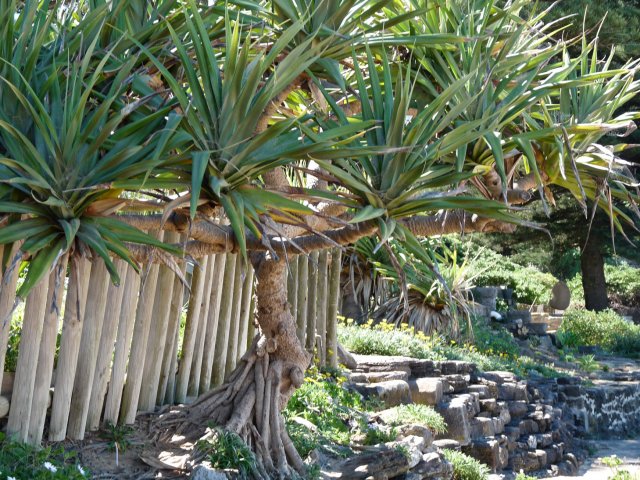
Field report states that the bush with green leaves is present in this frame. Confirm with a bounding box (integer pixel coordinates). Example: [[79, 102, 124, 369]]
[[442, 449, 490, 480], [0, 433, 88, 479], [379, 404, 447, 434], [463, 244, 558, 304], [197, 428, 257, 478], [338, 320, 563, 378], [558, 309, 640, 357], [283, 366, 382, 457], [568, 262, 640, 309]]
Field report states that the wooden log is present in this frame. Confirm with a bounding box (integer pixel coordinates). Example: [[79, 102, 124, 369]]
[[212, 253, 237, 386], [120, 231, 163, 424], [157, 255, 187, 405], [6, 271, 50, 442], [174, 256, 208, 404], [287, 257, 298, 318], [327, 248, 342, 368], [295, 255, 309, 346], [225, 255, 245, 376], [0, 244, 3, 283], [198, 254, 227, 393], [86, 259, 128, 430], [246, 294, 256, 352], [163, 318, 181, 405], [140, 232, 182, 411], [0, 244, 22, 391], [67, 258, 112, 439], [237, 266, 255, 359], [188, 255, 217, 397], [27, 255, 69, 444], [306, 252, 319, 352], [49, 257, 92, 441], [102, 264, 141, 425], [316, 250, 329, 365]]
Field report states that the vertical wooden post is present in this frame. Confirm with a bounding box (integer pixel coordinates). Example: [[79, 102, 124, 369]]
[[67, 258, 111, 439], [85, 259, 128, 430], [316, 250, 328, 366], [237, 266, 255, 359], [225, 255, 244, 376], [102, 265, 141, 425], [120, 231, 163, 424], [140, 232, 182, 411], [158, 255, 187, 405], [327, 248, 342, 368], [246, 294, 256, 352], [49, 257, 91, 441], [199, 254, 227, 393], [296, 255, 308, 346], [7, 271, 50, 442], [212, 253, 237, 386], [0, 245, 21, 391], [188, 255, 217, 397], [306, 252, 319, 353], [27, 255, 69, 444], [174, 256, 208, 404], [287, 257, 298, 318]]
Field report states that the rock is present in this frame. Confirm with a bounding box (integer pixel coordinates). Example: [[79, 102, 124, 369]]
[[326, 446, 411, 479], [479, 398, 498, 413], [470, 385, 491, 400], [462, 439, 509, 472], [436, 394, 479, 445], [481, 371, 517, 385], [351, 380, 412, 407], [414, 452, 451, 479], [442, 374, 469, 393], [191, 464, 229, 480], [397, 424, 434, 448], [440, 360, 475, 376], [498, 383, 528, 401], [353, 354, 439, 377], [351, 371, 410, 383], [0, 395, 9, 419], [338, 343, 358, 369], [433, 439, 461, 450], [549, 281, 571, 310], [508, 400, 529, 419], [471, 417, 496, 437], [409, 378, 443, 406]]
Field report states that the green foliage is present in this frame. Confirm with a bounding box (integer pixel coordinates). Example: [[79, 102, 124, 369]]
[[577, 354, 600, 372], [338, 320, 563, 378], [380, 404, 447, 434], [515, 473, 537, 480], [568, 262, 640, 308], [559, 309, 640, 357], [284, 366, 378, 457], [100, 422, 133, 454], [442, 449, 490, 480], [463, 243, 558, 304], [602, 454, 640, 480], [0, 432, 87, 479], [197, 428, 257, 478]]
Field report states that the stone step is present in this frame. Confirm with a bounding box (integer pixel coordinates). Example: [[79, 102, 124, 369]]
[[435, 393, 480, 445], [349, 380, 412, 408], [348, 370, 409, 384], [409, 377, 444, 406]]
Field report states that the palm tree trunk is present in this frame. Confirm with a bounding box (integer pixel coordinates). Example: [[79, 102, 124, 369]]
[[581, 232, 609, 311], [155, 255, 310, 479]]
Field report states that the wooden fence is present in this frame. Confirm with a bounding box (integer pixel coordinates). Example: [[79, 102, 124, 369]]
[[0, 244, 342, 445]]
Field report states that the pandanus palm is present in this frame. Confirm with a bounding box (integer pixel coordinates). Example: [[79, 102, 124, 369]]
[[0, 0, 638, 477]]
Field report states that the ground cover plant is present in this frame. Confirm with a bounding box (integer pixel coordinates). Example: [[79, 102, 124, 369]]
[[0, 433, 87, 479], [442, 449, 490, 480], [558, 309, 640, 357], [338, 319, 563, 378]]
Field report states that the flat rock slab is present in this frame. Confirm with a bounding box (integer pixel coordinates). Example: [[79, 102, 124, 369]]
[[352, 354, 439, 377], [350, 380, 412, 407], [409, 378, 444, 406], [320, 446, 410, 479]]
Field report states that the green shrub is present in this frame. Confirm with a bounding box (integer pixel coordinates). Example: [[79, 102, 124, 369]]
[[568, 262, 640, 309], [558, 309, 640, 357], [380, 404, 447, 434], [442, 449, 490, 480], [0, 433, 87, 479], [464, 245, 557, 304], [515, 473, 537, 480], [197, 428, 257, 477]]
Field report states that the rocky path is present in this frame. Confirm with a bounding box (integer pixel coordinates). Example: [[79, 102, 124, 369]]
[[543, 438, 640, 480]]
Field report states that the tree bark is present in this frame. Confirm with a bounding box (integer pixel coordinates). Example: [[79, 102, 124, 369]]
[[154, 255, 310, 479], [581, 232, 609, 311]]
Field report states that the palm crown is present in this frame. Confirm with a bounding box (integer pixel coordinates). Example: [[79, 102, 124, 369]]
[[0, 0, 638, 299]]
